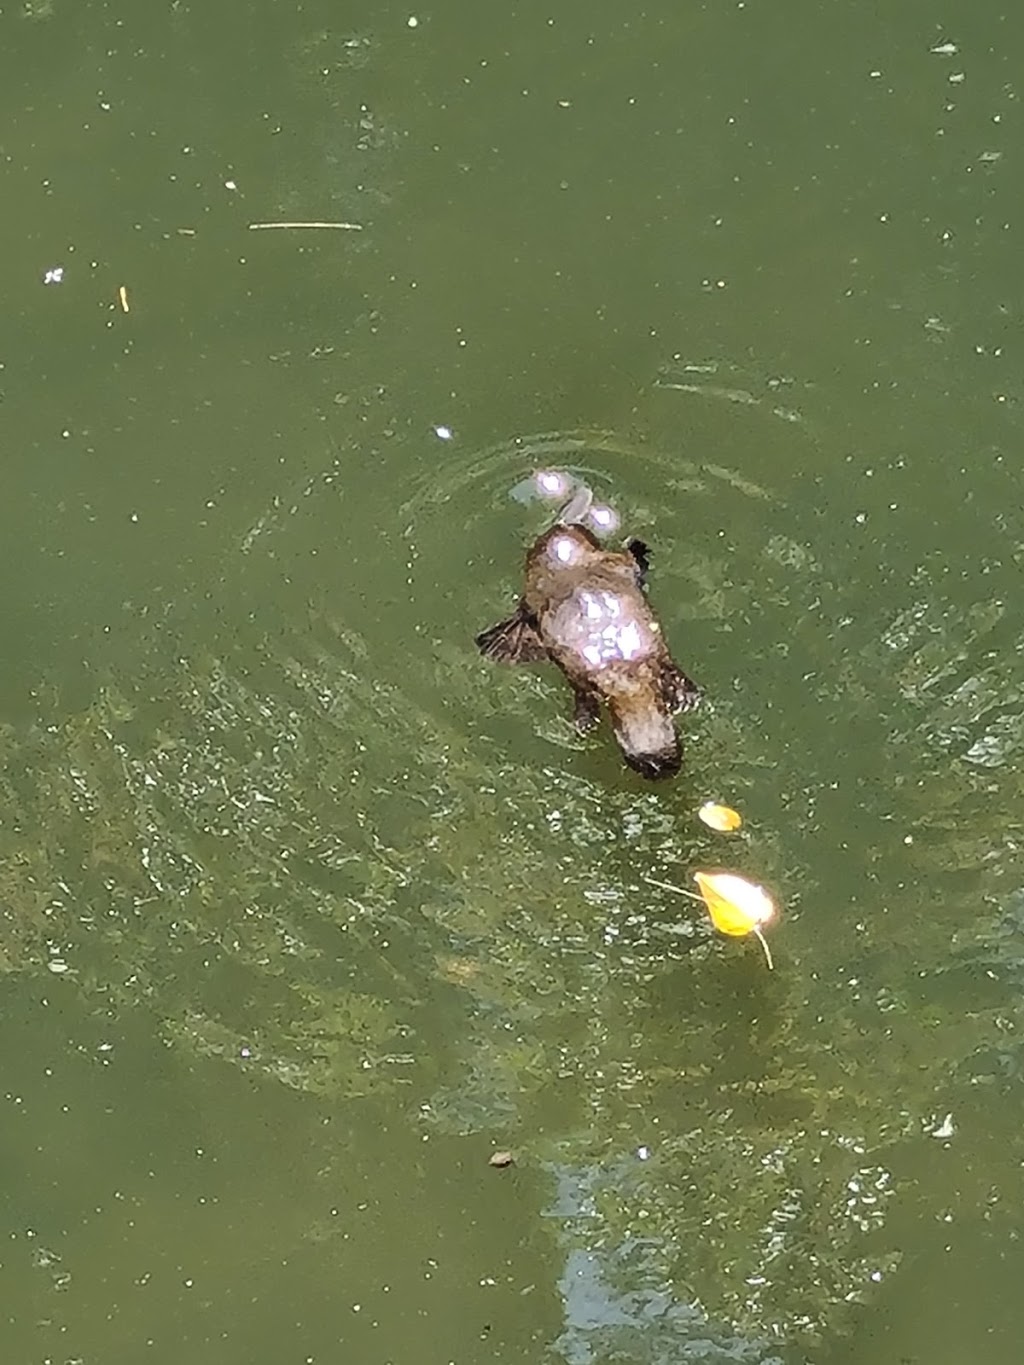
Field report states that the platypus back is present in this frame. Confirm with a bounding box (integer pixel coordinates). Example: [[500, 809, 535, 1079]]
[[476, 514, 700, 779]]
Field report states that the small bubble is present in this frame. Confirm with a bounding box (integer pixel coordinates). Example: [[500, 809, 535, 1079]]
[[433, 424, 453, 441], [588, 504, 619, 534], [536, 469, 571, 498]]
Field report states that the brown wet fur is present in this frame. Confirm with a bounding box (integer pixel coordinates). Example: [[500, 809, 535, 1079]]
[[475, 523, 700, 779]]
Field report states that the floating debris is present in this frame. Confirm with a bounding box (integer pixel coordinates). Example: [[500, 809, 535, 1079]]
[[698, 801, 743, 832], [247, 220, 363, 231], [694, 871, 776, 969], [645, 870, 777, 969]]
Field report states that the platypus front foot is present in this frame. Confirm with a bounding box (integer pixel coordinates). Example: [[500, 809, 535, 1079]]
[[625, 537, 651, 585], [663, 664, 701, 714], [571, 686, 601, 733]]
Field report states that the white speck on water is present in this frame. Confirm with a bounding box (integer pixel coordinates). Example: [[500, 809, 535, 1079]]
[[433, 424, 453, 440], [637, 1145, 650, 1160], [407, 14, 418, 26], [224, 179, 237, 191], [43, 266, 64, 284], [47, 959, 69, 974], [931, 41, 958, 55], [932, 1113, 956, 1139]]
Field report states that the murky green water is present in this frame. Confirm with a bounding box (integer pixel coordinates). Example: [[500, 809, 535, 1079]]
[[2, 1, 1023, 1360]]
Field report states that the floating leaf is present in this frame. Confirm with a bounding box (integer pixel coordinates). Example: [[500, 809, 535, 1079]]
[[698, 801, 743, 832], [693, 871, 776, 969], [693, 871, 773, 935], [642, 870, 777, 969]]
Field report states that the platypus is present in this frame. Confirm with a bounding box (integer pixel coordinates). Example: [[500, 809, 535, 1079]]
[[475, 499, 700, 779]]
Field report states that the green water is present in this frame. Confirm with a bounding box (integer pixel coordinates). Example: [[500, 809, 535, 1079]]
[[2, 1, 1023, 1360]]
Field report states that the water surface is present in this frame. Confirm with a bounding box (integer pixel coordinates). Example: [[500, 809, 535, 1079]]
[[2, 1, 1023, 1361]]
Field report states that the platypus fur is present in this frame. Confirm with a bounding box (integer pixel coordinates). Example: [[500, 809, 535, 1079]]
[[476, 520, 700, 779]]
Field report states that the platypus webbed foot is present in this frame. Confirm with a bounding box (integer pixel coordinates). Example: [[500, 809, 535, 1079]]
[[662, 663, 701, 714], [571, 686, 601, 733], [475, 604, 548, 664], [625, 537, 651, 585]]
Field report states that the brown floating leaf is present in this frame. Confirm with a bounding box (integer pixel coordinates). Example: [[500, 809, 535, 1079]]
[[698, 801, 743, 832]]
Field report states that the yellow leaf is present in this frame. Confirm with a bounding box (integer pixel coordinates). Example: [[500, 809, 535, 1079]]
[[698, 801, 743, 832], [643, 870, 777, 969], [693, 871, 774, 936], [694, 871, 776, 969]]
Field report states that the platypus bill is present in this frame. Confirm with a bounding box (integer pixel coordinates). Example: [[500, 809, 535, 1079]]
[[476, 520, 700, 779]]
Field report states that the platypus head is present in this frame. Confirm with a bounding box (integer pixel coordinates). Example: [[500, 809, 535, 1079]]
[[527, 523, 603, 590], [607, 696, 682, 780]]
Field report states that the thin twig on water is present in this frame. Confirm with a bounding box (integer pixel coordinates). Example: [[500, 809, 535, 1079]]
[[642, 874, 704, 903], [247, 221, 363, 232], [753, 926, 775, 971]]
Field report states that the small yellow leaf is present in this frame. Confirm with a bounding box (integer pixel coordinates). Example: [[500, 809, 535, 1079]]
[[693, 871, 774, 937], [698, 801, 743, 832]]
